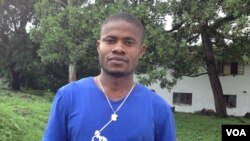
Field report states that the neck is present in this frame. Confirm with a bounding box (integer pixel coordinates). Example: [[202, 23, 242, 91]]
[[95, 73, 135, 100]]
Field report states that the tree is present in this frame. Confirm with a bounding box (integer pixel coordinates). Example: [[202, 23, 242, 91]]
[[141, 0, 250, 117], [30, 0, 99, 83], [0, 0, 38, 90]]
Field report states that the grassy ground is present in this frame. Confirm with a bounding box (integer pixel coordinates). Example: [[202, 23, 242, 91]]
[[0, 88, 250, 141], [0, 89, 51, 141], [175, 112, 250, 141]]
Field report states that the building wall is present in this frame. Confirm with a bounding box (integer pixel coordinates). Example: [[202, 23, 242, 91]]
[[138, 65, 250, 116]]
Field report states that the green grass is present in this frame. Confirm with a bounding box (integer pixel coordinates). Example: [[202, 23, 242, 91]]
[[0, 88, 250, 141], [175, 112, 250, 141], [0, 89, 51, 141]]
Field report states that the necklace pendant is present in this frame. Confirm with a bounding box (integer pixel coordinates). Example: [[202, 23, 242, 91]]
[[91, 130, 108, 141], [111, 113, 118, 121]]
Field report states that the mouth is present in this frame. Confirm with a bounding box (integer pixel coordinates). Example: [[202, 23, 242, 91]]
[[108, 56, 128, 64], [108, 56, 128, 65]]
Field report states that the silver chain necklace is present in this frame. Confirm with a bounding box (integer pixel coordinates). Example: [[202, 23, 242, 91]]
[[91, 77, 135, 140]]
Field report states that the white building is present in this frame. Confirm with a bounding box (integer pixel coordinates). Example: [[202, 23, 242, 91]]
[[139, 63, 250, 116]]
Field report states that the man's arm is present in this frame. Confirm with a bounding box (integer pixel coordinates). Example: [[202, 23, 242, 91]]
[[42, 90, 68, 141]]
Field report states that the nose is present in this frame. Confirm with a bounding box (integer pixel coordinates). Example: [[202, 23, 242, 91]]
[[112, 41, 125, 54]]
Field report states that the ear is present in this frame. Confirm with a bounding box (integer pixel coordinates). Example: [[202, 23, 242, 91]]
[[139, 44, 146, 58], [96, 40, 100, 53]]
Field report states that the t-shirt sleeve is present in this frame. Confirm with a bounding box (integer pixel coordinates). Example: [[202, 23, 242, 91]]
[[42, 89, 68, 141], [154, 98, 176, 141]]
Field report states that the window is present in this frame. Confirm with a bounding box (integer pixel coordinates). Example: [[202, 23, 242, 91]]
[[173, 92, 192, 105], [224, 95, 237, 108], [231, 63, 238, 74], [218, 62, 244, 75]]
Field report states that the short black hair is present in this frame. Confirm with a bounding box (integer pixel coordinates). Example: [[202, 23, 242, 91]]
[[101, 12, 145, 42]]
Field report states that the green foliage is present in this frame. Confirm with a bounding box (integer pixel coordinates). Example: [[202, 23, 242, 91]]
[[42, 63, 69, 91], [30, 0, 100, 82], [142, 0, 250, 117], [168, 0, 249, 61], [138, 0, 250, 90], [31, 0, 98, 65], [0, 0, 40, 90]]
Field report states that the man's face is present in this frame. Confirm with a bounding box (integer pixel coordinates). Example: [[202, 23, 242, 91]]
[[97, 20, 145, 77]]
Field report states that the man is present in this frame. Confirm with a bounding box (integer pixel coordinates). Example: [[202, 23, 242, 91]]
[[43, 12, 176, 141]]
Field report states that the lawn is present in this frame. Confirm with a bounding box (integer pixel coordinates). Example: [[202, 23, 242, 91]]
[[175, 112, 250, 141], [0, 88, 250, 141], [0, 89, 51, 141]]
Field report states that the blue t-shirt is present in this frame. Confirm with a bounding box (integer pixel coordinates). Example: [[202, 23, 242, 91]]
[[42, 77, 176, 141]]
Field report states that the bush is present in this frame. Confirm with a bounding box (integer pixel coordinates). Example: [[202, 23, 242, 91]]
[[44, 89, 55, 101], [194, 108, 216, 116], [244, 112, 250, 119]]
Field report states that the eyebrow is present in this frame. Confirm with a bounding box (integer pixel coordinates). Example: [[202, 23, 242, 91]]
[[123, 37, 135, 41], [102, 35, 136, 41], [102, 35, 117, 40]]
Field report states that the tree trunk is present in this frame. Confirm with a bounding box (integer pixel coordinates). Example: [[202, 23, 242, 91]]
[[201, 26, 228, 117], [67, 0, 76, 83], [25, 78, 29, 90], [11, 69, 21, 91], [68, 63, 76, 82]]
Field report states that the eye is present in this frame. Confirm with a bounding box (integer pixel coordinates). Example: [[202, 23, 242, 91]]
[[103, 38, 116, 44], [107, 39, 115, 44], [104, 38, 115, 44], [125, 40, 134, 46]]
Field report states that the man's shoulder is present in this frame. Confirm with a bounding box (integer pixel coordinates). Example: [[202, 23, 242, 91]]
[[136, 84, 165, 100], [135, 84, 172, 115], [63, 77, 92, 87], [57, 77, 93, 93]]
